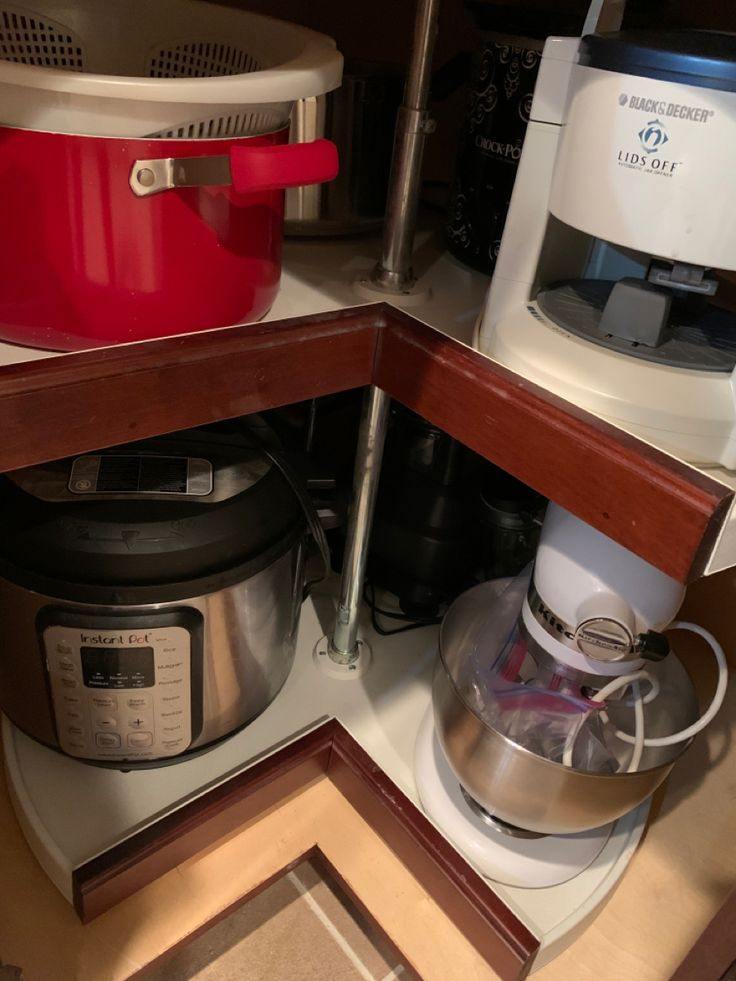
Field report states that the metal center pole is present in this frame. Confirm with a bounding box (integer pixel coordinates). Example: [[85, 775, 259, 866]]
[[370, 0, 442, 293], [328, 0, 441, 662]]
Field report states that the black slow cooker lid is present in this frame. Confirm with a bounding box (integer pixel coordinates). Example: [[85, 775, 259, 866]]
[[0, 428, 304, 594], [580, 30, 736, 92]]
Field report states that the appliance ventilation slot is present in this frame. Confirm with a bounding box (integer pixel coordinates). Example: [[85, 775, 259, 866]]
[[147, 41, 261, 78], [150, 109, 283, 140], [0, 8, 84, 67]]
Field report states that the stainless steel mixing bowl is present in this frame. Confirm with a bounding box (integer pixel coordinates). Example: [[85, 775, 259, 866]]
[[433, 581, 700, 834]]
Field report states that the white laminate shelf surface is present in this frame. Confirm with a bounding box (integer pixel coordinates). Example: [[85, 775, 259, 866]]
[[3, 588, 648, 973], [0, 226, 488, 369]]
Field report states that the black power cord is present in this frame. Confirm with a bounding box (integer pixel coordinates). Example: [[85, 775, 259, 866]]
[[235, 415, 331, 598], [363, 582, 442, 636]]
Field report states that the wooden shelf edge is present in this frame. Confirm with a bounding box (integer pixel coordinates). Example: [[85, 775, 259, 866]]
[[328, 724, 538, 975], [376, 308, 732, 582], [0, 306, 381, 473], [72, 719, 537, 981], [0, 302, 730, 581]]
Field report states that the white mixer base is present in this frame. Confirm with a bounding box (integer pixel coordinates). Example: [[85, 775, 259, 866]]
[[415, 708, 623, 889]]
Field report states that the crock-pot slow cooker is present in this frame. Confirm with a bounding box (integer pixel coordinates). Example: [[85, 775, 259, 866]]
[[0, 427, 306, 767]]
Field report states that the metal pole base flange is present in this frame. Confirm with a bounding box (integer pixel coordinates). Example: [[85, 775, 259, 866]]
[[312, 635, 372, 680], [353, 274, 432, 307]]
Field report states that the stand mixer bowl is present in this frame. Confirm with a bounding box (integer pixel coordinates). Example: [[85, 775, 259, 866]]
[[433, 581, 700, 835]]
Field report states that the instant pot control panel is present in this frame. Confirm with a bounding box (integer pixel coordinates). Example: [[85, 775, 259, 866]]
[[38, 608, 203, 763]]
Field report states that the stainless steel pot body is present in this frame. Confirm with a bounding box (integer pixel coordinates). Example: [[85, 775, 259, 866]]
[[433, 593, 699, 834], [285, 63, 403, 235], [0, 543, 303, 767]]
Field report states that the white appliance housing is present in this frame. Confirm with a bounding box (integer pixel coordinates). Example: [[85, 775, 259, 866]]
[[476, 33, 736, 469], [523, 503, 686, 677]]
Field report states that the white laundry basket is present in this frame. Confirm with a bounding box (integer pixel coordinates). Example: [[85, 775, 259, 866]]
[[0, 0, 343, 137]]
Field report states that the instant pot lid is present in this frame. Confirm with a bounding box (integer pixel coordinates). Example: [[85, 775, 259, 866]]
[[0, 428, 304, 599]]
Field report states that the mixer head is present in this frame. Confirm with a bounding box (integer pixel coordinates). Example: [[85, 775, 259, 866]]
[[522, 503, 685, 680]]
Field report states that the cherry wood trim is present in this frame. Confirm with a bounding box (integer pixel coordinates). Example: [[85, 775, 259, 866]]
[[376, 308, 732, 582], [0, 307, 379, 473], [72, 723, 334, 923], [72, 719, 538, 981], [0, 303, 730, 581], [328, 724, 538, 980]]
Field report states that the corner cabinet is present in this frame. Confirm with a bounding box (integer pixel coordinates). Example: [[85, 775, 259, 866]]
[[0, 249, 734, 981]]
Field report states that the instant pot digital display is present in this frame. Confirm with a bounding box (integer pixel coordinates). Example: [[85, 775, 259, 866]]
[[80, 647, 155, 689]]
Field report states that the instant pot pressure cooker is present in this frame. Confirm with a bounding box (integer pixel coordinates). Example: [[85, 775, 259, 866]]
[[0, 427, 306, 767]]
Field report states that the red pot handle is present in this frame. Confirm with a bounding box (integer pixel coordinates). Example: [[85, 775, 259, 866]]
[[229, 139, 339, 195], [129, 139, 339, 198]]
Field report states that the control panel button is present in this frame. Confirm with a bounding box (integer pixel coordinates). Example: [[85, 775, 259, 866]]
[[95, 716, 117, 730], [127, 732, 154, 748], [126, 695, 150, 710], [95, 732, 121, 749], [91, 695, 117, 710], [43, 621, 193, 761]]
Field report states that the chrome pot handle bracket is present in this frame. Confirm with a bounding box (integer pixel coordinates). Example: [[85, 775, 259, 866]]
[[130, 156, 232, 197], [130, 140, 339, 198]]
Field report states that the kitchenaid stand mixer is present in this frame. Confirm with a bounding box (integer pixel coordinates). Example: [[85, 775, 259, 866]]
[[476, 30, 736, 469], [416, 503, 727, 888]]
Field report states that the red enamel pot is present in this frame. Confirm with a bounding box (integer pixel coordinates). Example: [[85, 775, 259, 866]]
[[0, 126, 338, 351]]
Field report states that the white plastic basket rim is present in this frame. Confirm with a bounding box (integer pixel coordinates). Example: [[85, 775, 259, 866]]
[[0, 17, 343, 104], [0, 119, 291, 141]]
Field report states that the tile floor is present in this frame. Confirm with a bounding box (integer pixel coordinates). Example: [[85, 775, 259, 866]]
[[140, 855, 411, 981]]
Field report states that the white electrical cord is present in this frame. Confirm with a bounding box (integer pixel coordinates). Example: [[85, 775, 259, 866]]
[[561, 670, 654, 769], [628, 682, 644, 773], [561, 621, 728, 770], [601, 674, 662, 772], [606, 621, 728, 749]]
